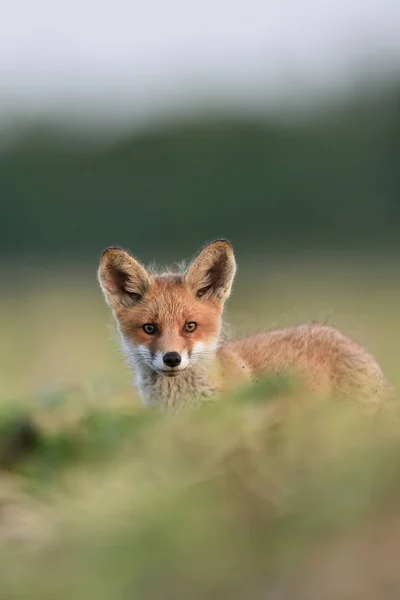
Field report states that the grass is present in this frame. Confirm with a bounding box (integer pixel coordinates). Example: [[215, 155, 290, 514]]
[[1, 258, 400, 599], [1, 382, 400, 599]]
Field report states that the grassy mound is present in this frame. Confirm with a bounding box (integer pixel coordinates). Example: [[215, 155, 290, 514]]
[[0, 378, 399, 599]]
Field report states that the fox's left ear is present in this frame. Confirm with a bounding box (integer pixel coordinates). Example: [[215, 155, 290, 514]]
[[185, 239, 236, 303]]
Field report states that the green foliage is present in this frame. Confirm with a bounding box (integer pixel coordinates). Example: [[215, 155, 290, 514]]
[[0, 377, 399, 599], [1, 86, 400, 263]]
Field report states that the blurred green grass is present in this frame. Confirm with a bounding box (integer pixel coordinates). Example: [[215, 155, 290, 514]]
[[0, 258, 400, 599]]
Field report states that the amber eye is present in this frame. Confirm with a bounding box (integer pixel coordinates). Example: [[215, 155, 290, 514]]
[[184, 321, 198, 333], [143, 323, 157, 335]]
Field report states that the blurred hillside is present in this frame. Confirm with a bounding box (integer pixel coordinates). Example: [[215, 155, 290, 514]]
[[1, 84, 400, 265]]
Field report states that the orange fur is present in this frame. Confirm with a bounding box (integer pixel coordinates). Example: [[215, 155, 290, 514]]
[[98, 241, 394, 409], [116, 276, 222, 359]]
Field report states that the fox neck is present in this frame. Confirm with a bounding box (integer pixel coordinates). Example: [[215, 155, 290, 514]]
[[136, 358, 220, 409], [120, 336, 220, 409]]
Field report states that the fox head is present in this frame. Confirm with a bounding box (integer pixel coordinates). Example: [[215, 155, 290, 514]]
[[98, 240, 236, 377]]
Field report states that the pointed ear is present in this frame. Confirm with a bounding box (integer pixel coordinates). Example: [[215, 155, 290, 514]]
[[184, 240, 236, 303], [98, 247, 152, 310]]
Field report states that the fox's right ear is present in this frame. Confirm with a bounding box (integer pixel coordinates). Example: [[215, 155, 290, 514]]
[[98, 247, 152, 310]]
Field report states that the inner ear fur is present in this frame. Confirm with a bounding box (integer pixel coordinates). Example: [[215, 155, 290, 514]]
[[98, 247, 152, 310], [184, 239, 236, 303]]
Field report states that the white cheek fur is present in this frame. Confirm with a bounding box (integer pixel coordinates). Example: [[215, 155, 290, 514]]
[[120, 338, 152, 369], [180, 352, 190, 369], [190, 340, 218, 360], [152, 351, 165, 370], [121, 336, 217, 373]]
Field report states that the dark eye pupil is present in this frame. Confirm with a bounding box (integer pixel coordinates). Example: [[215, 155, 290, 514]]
[[144, 324, 154, 333]]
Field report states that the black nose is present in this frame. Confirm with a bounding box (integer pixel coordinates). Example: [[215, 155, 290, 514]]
[[163, 352, 181, 368]]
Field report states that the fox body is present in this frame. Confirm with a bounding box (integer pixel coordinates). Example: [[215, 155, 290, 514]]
[[98, 240, 392, 409]]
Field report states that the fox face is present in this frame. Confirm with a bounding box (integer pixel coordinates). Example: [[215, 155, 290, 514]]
[[115, 276, 223, 375], [98, 240, 236, 377]]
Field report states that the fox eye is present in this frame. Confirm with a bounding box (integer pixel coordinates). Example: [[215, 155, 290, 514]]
[[184, 321, 198, 333], [143, 323, 157, 335]]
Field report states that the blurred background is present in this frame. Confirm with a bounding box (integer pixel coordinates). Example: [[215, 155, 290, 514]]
[[1, 0, 400, 395]]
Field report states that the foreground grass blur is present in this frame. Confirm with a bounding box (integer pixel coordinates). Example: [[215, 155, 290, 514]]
[[1, 380, 400, 599], [0, 259, 400, 598]]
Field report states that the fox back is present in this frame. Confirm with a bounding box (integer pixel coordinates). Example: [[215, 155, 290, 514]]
[[98, 240, 393, 409]]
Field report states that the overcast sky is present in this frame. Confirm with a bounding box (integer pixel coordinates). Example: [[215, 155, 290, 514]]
[[1, 0, 400, 131]]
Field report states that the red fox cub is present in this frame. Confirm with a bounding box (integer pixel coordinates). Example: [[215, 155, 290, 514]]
[[98, 240, 392, 409]]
